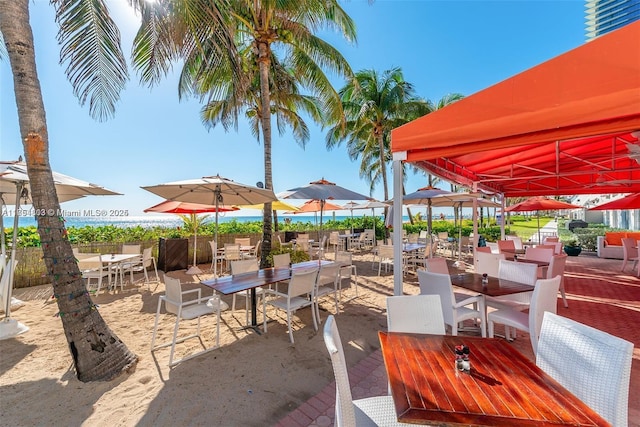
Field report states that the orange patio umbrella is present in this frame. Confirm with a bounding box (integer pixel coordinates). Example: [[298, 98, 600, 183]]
[[288, 199, 344, 214]]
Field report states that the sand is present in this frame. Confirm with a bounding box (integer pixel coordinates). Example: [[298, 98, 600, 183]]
[[3, 252, 638, 427], [0, 253, 413, 426]]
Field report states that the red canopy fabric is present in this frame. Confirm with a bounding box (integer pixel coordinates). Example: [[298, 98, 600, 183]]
[[589, 193, 640, 210], [505, 197, 580, 212], [144, 200, 238, 214], [391, 21, 640, 197]]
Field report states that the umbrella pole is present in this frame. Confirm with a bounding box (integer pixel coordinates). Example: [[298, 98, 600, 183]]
[[537, 212, 541, 244], [185, 213, 203, 275], [1, 199, 6, 257], [4, 182, 21, 320]]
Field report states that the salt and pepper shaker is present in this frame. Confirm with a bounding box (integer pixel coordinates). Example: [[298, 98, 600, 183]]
[[481, 273, 488, 285], [455, 344, 470, 373]]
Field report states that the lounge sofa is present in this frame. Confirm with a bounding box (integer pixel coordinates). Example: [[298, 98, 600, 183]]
[[597, 231, 640, 259]]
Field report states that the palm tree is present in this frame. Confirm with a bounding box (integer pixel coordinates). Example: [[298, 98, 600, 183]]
[[132, 0, 355, 268], [0, 0, 136, 381], [327, 67, 431, 224], [186, 47, 324, 231]]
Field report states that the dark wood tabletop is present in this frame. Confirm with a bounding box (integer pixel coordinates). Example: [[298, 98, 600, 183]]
[[379, 332, 609, 426], [200, 260, 333, 328], [200, 259, 332, 295], [450, 272, 534, 297]]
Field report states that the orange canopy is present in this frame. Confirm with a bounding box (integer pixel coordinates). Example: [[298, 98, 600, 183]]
[[391, 21, 640, 197]]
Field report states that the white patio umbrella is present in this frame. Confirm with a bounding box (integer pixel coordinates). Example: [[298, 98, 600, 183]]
[[278, 178, 372, 240], [0, 160, 121, 340], [342, 201, 360, 233], [402, 186, 454, 237], [429, 193, 500, 263], [142, 175, 277, 277], [351, 200, 389, 232]]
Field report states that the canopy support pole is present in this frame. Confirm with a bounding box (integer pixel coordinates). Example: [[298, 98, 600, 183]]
[[392, 152, 406, 296]]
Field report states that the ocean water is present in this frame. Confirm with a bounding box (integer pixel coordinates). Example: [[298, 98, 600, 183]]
[[2, 214, 386, 229]]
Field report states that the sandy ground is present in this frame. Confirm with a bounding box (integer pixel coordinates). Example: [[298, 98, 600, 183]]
[[2, 251, 638, 427], [0, 252, 420, 426]]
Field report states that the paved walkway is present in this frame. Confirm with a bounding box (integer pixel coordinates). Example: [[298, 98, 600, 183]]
[[276, 245, 640, 427]]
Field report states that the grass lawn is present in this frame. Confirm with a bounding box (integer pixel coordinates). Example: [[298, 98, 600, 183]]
[[504, 216, 553, 240]]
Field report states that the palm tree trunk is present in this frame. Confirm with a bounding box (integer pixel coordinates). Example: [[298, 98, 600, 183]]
[[378, 133, 390, 228], [0, 0, 136, 382], [257, 38, 273, 269]]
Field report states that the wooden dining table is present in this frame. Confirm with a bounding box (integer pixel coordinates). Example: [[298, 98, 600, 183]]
[[379, 331, 609, 426], [200, 260, 333, 331]]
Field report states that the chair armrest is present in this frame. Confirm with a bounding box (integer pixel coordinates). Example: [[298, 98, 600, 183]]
[[453, 294, 482, 308], [181, 288, 206, 304]]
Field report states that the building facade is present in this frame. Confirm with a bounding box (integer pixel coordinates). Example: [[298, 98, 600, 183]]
[[585, 0, 640, 39]]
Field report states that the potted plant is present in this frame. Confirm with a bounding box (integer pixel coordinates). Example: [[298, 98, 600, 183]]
[[563, 239, 582, 256]]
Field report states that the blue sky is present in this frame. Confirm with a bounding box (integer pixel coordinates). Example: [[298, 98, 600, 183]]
[[1, 0, 585, 218]]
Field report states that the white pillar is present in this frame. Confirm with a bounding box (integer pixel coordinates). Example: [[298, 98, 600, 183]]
[[392, 151, 406, 296]]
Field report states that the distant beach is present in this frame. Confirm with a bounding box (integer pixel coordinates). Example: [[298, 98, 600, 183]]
[[2, 214, 392, 229]]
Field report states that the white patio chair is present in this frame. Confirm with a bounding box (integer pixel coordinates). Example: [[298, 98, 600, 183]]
[[208, 240, 223, 274], [272, 252, 291, 268], [336, 251, 358, 299], [294, 233, 310, 253], [328, 231, 344, 256], [423, 257, 476, 307], [474, 251, 505, 277], [263, 267, 318, 343], [223, 243, 242, 272], [269, 253, 291, 294], [505, 235, 524, 251], [117, 243, 143, 285], [234, 237, 251, 247], [386, 295, 445, 335], [314, 262, 341, 323], [423, 257, 449, 274], [485, 259, 537, 311], [323, 315, 404, 426], [536, 312, 633, 427], [230, 258, 263, 325], [151, 275, 220, 366], [547, 254, 568, 308], [376, 244, 395, 275], [78, 255, 112, 294], [309, 235, 327, 260], [524, 246, 554, 277], [123, 247, 159, 290], [488, 275, 561, 355], [621, 237, 638, 273], [497, 239, 516, 254], [418, 270, 486, 337]]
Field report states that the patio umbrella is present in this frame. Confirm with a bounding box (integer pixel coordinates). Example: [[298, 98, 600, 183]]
[[278, 178, 371, 239], [234, 200, 300, 212], [430, 193, 500, 263], [342, 201, 360, 233], [0, 160, 121, 339], [142, 175, 277, 276], [285, 199, 344, 231], [143, 200, 238, 275], [403, 186, 453, 237], [505, 196, 581, 243], [589, 193, 640, 210], [349, 200, 389, 234]]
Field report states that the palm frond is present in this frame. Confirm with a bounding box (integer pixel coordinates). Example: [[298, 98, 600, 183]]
[[53, 0, 128, 121]]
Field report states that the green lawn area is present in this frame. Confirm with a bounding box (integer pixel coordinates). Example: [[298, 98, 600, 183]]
[[505, 216, 553, 240]]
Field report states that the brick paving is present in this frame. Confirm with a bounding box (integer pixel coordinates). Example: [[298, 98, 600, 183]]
[[276, 253, 640, 427]]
